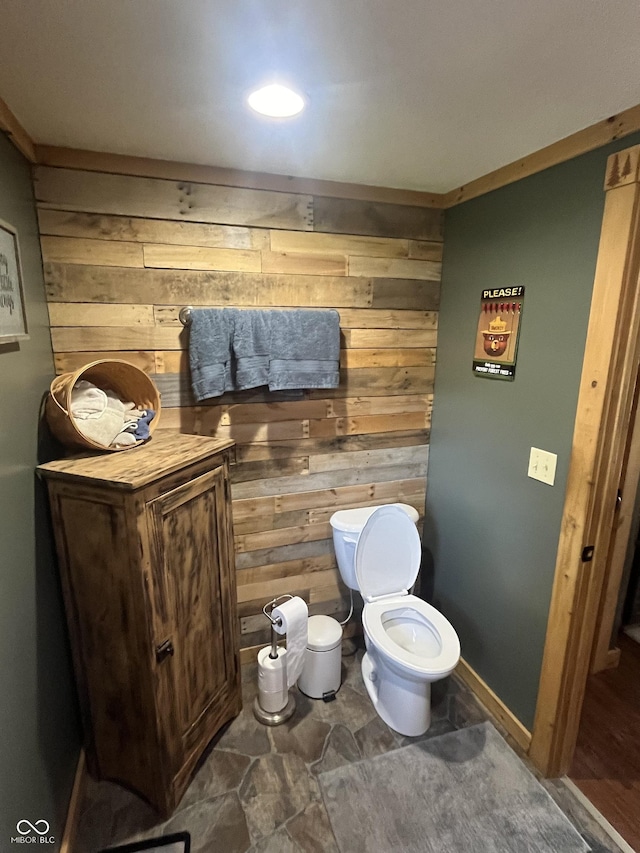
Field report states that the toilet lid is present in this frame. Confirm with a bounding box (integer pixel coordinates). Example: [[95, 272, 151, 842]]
[[355, 505, 421, 600]]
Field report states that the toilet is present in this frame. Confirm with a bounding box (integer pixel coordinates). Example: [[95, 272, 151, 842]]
[[330, 503, 460, 737]]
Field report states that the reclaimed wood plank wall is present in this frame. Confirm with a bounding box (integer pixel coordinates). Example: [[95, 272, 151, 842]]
[[34, 165, 443, 659]]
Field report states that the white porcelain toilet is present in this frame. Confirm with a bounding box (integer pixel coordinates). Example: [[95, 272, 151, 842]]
[[330, 503, 460, 737]]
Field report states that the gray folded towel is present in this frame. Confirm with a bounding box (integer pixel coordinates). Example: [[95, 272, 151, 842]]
[[230, 309, 271, 390], [268, 309, 340, 391], [188, 308, 234, 401]]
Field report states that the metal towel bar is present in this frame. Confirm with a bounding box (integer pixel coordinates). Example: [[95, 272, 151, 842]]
[[179, 306, 193, 326]]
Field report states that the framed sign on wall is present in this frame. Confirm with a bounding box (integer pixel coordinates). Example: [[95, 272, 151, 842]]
[[472, 286, 524, 380], [0, 218, 28, 342]]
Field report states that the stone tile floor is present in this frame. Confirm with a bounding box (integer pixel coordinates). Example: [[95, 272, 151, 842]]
[[76, 640, 624, 853]]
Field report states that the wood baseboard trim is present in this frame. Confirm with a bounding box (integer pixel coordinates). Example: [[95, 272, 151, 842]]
[[455, 657, 532, 752], [60, 749, 85, 853]]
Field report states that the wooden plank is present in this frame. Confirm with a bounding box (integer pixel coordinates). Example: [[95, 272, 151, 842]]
[[270, 230, 410, 258], [409, 241, 444, 261], [53, 350, 157, 374], [50, 326, 185, 352], [236, 553, 337, 587], [37, 208, 270, 250], [153, 305, 437, 330], [162, 409, 430, 442], [370, 278, 440, 310], [310, 583, 346, 605], [40, 236, 144, 268], [143, 243, 261, 273], [326, 394, 432, 418], [0, 94, 36, 162], [236, 521, 332, 554], [34, 167, 314, 231], [152, 365, 434, 408], [237, 568, 339, 602], [230, 460, 428, 500], [233, 508, 310, 536], [307, 495, 425, 526], [230, 456, 309, 485], [342, 328, 437, 348], [235, 538, 334, 571], [219, 399, 328, 424], [341, 348, 435, 368], [233, 431, 429, 462], [158, 408, 309, 442], [308, 443, 429, 474], [47, 303, 155, 327], [211, 394, 431, 426], [261, 251, 347, 276], [151, 374, 308, 408], [310, 366, 435, 398], [231, 476, 427, 520], [309, 412, 429, 437], [44, 264, 373, 308], [35, 145, 446, 209], [337, 308, 438, 330], [313, 196, 444, 241], [443, 104, 640, 207], [349, 256, 442, 281], [153, 352, 187, 374]]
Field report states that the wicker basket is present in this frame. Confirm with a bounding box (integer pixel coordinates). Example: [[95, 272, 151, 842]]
[[46, 359, 161, 452]]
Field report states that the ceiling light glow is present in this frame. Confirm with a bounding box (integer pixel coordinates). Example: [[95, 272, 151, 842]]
[[247, 84, 305, 118]]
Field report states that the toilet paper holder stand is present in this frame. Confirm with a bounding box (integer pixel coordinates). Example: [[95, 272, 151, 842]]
[[253, 594, 297, 727], [262, 594, 293, 659]]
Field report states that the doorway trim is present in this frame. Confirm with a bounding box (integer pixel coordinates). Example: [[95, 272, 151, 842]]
[[529, 144, 640, 776]]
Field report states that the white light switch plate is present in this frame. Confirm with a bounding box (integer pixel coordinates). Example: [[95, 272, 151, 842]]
[[528, 447, 557, 486]]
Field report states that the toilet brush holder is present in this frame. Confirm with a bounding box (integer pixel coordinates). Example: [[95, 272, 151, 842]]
[[253, 595, 297, 726]]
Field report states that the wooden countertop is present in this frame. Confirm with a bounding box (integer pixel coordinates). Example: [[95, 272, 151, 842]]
[[37, 433, 234, 490]]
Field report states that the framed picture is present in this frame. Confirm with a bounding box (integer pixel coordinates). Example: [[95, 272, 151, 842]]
[[0, 218, 28, 342], [472, 285, 525, 381]]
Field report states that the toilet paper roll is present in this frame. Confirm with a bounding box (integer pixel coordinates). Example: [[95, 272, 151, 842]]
[[257, 646, 288, 713], [271, 596, 308, 688]]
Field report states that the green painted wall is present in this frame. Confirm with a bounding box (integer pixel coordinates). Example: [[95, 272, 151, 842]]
[[426, 132, 640, 730], [0, 133, 80, 849]]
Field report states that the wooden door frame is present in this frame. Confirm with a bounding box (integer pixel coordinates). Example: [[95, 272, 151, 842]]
[[529, 144, 640, 776], [590, 366, 640, 673]]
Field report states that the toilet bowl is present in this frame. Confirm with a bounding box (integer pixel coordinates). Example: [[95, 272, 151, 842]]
[[330, 504, 460, 736]]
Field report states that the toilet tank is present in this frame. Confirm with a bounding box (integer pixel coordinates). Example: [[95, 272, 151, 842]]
[[329, 503, 419, 591]]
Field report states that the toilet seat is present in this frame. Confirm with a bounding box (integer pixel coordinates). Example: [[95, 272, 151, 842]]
[[363, 595, 460, 678], [354, 505, 421, 601], [355, 505, 460, 678]]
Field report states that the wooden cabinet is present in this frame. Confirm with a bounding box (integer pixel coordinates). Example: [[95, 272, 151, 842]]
[[38, 434, 241, 816]]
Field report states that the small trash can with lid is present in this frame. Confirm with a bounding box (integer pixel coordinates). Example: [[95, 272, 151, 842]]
[[297, 615, 343, 700]]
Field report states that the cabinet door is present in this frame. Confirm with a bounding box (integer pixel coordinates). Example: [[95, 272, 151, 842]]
[[147, 464, 240, 774]]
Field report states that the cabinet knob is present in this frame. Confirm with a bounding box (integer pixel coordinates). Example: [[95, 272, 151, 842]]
[[156, 639, 175, 663]]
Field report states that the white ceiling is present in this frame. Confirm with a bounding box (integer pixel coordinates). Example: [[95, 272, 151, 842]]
[[1, 0, 640, 193]]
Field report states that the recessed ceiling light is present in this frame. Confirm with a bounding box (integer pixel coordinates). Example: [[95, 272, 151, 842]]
[[247, 83, 305, 118]]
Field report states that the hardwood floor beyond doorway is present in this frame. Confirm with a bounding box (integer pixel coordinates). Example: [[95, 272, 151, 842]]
[[570, 632, 640, 851]]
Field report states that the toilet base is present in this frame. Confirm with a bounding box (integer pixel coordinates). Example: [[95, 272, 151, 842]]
[[361, 649, 431, 737]]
